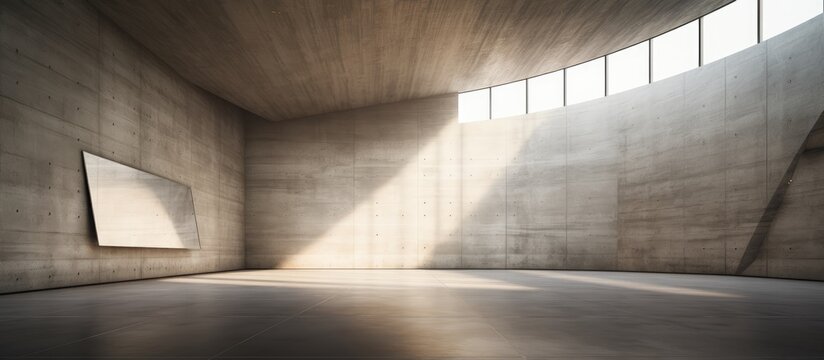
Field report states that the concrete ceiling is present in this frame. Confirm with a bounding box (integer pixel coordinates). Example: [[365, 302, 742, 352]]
[[92, 0, 731, 122]]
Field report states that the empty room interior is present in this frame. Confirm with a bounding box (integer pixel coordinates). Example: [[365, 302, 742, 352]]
[[3, 0, 824, 358]]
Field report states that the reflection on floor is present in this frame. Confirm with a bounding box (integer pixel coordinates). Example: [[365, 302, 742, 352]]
[[2, 269, 824, 359]]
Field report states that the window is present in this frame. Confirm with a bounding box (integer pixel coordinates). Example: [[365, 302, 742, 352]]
[[491, 80, 526, 118], [527, 71, 564, 113], [702, 0, 758, 64], [607, 41, 650, 95], [566, 57, 605, 105], [457, 0, 824, 122], [458, 88, 490, 123], [652, 20, 699, 81], [762, 0, 824, 41]]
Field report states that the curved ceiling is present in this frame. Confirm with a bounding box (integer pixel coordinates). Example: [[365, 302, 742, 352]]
[[92, 0, 731, 121]]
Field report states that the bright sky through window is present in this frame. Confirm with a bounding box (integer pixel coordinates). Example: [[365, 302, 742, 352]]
[[491, 80, 526, 118], [458, 88, 490, 123], [527, 71, 564, 113], [608, 41, 650, 95], [652, 20, 698, 81], [762, 0, 823, 40], [566, 57, 605, 105], [703, 0, 758, 64]]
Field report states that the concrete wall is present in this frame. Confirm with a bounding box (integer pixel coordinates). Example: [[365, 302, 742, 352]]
[[0, 0, 245, 293], [245, 14, 824, 280]]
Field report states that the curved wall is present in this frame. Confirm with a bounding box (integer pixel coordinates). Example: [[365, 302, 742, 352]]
[[245, 14, 824, 280]]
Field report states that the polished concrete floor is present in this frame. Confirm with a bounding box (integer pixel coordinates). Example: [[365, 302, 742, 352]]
[[2, 270, 824, 359]]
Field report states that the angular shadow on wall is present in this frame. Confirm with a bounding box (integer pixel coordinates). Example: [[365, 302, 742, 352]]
[[244, 95, 459, 268], [245, 90, 576, 270], [453, 106, 572, 269], [245, 90, 576, 269], [736, 110, 824, 275]]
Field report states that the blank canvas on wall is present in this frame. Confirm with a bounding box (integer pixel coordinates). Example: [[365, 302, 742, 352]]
[[82, 151, 201, 249]]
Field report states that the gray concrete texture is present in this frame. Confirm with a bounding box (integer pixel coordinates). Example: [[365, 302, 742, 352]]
[[245, 14, 824, 280], [0, 0, 246, 293], [2, 269, 824, 359]]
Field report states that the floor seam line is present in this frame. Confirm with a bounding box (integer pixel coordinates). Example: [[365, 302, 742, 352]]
[[431, 270, 526, 360], [207, 294, 338, 359], [19, 318, 151, 358]]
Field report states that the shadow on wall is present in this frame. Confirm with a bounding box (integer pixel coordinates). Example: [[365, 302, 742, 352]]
[[245, 95, 458, 268], [244, 14, 824, 280], [735, 111, 824, 275]]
